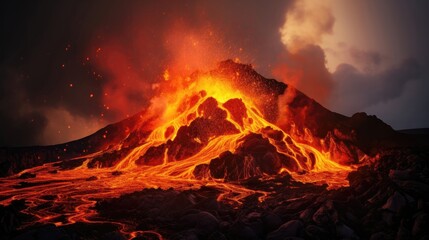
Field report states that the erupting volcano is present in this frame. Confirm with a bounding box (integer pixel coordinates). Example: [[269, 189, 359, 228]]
[[1, 61, 428, 240]]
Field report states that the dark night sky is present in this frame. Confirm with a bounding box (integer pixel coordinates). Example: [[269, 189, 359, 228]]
[[1, 0, 428, 147]]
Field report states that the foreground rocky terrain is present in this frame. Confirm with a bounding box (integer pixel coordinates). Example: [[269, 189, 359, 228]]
[[1, 146, 428, 240]]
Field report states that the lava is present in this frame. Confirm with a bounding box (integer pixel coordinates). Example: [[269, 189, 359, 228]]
[[0, 61, 356, 239]]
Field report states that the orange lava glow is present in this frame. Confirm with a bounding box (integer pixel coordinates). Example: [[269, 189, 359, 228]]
[[0, 64, 354, 239]]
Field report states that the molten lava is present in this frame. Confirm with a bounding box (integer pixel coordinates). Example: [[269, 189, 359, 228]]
[[0, 61, 355, 238]]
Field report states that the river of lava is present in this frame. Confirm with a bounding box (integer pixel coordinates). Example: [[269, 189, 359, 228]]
[[0, 71, 353, 237]]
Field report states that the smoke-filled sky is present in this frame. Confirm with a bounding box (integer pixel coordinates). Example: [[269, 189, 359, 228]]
[[1, 0, 428, 146]]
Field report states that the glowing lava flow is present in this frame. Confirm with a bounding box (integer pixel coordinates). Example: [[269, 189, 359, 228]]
[[0, 69, 353, 239], [116, 72, 352, 184]]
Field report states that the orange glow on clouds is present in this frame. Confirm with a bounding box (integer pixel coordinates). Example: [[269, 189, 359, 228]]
[[92, 21, 244, 120], [94, 43, 152, 119], [163, 22, 232, 77]]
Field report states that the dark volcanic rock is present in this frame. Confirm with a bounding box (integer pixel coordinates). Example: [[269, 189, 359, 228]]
[[381, 191, 411, 213], [111, 170, 123, 176], [339, 147, 429, 238], [204, 133, 298, 181], [88, 148, 132, 168], [305, 224, 330, 239], [86, 176, 98, 181], [312, 200, 338, 227], [228, 222, 260, 240], [412, 212, 429, 238], [262, 212, 283, 232], [18, 172, 36, 179], [192, 164, 211, 179], [336, 222, 358, 239], [180, 211, 219, 236], [0, 200, 33, 237], [267, 220, 304, 239]]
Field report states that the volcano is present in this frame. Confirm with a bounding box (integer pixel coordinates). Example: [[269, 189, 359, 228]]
[[1, 60, 428, 240]]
